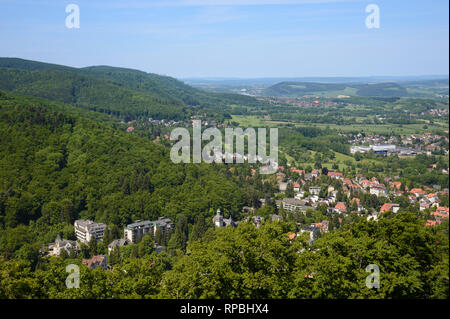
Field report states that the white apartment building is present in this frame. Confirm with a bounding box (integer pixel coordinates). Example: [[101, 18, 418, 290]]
[[124, 220, 154, 244], [369, 185, 388, 197], [74, 219, 107, 244], [124, 217, 174, 244]]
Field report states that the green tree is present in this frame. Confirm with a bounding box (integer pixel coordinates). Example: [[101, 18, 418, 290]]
[[168, 216, 188, 252], [190, 215, 208, 242], [138, 234, 154, 257], [88, 237, 97, 258], [285, 183, 295, 198]]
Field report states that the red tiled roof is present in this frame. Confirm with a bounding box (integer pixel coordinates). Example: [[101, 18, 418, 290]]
[[411, 188, 425, 194], [82, 255, 107, 268], [335, 203, 347, 211], [426, 220, 441, 227], [431, 212, 449, 219], [390, 181, 402, 189], [328, 172, 343, 177], [380, 203, 393, 213], [437, 206, 449, 213]]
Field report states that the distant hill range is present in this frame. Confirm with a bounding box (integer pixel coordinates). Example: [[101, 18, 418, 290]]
[[0, 57, 260, 120], [262, 79, 449, 98], [184, 75, 448, 84]]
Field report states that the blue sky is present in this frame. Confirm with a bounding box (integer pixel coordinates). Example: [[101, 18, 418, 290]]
[[0, 0, 448, 78]]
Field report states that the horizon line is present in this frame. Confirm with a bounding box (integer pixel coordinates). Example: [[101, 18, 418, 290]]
[[1, 57, 448, 81]]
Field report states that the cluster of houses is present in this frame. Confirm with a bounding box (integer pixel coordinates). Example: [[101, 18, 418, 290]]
[[274, 98, 342, 108], [427, 108, 448, 117], [274, 165, 449, 224], [45, 157, 449, 264], [212, 209, 327, 245], [122, 117, 186, 135], [46, 217, 175, 268], [348, 132, 448, 157], [148, 118, 183, 127], [350, 144, 420, 157], [213, 209, 322, 241], [212, 209, 283, 229], [426, 206, 449, 226]]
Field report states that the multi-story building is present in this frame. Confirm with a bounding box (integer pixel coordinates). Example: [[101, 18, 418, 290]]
[[276, 198, 309, 213], [74, 219, 107, 244], [153, 217, 175, 235], [124, 217, 174, 244], [124, 220, 154, 244]]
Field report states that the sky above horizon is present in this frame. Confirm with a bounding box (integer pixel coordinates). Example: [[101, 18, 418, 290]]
[[0, 0, 448, 78]]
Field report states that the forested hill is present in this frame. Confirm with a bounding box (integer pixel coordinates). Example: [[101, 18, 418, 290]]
[[0, 91, 247, 234], [0, 58, 262, 121]]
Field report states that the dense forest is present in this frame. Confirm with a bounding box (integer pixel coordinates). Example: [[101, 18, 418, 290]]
[[0, 91, 271, 235], [0, 212, 447, 299], [0, 58, 266, 122]]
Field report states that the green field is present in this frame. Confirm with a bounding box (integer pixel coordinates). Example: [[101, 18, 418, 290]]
[[231, 114, 447, 135], [231, 115, 267, 127], [281, 149, 381, 170]]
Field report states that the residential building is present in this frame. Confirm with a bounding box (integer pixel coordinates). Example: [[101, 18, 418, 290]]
[[410, 188, 426, 197], [367, 211, 379, 221], [108, 238, 129, 253], [334, 202, 347, 213], [430, 211, 449, 222], [276, 198, 310, 213], [153, 217, 175, 235], [48, 234, 80, 257], [351, 198, 363, 212], [309, 186, 321, 195], [328, 172, 343, 179], [82, 255, 108, 270], [295, 190, 305, 199], [74, 220, 107, 244], [311, 169, 321, 178], [124, 220, 154, 244], [278, 182, 288, 192], [270, 214, 283, 222], [380, 203, 400, 213], [124, 218, 174, 244], [426, 220, 442, 227], [245, 215, 264, 228], [427, 193, 439, 203], [212, 211, 237, 227], [370, 185, 388, 197]]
